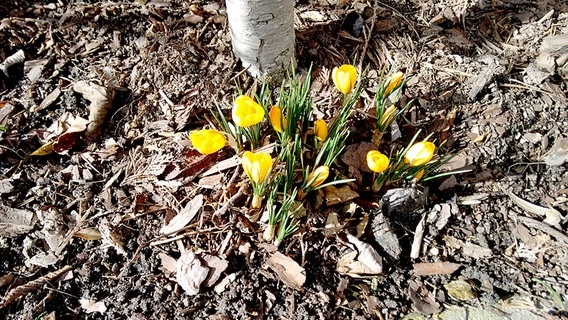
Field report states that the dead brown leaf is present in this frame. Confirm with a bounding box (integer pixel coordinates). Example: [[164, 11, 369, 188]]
[[337, 234, 383, 277], [266, 252, 306, 290], [159, 194, 203, 235], [324, 185, 359, 206], [176, 250, 209, 295], [73, 228, 102, 241], [0, 205, 35, 237], [409, 279, 441, 314]]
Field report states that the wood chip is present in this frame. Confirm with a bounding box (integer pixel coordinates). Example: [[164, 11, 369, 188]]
[[413, 262, 462, 276]]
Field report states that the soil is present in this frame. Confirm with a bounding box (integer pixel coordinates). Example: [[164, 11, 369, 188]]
[[1, 0, 567, 319]]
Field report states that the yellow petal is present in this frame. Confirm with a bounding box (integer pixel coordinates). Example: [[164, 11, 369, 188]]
[[414, 169, 425, 181], [380, 105, 397, 127], [332, 65, 357, 94], [404, 141, 436, 167], [314, 119, 328, 142], [269, 106, 287, 133], [366, 150, 390, 173], [307, 166, 329, 188], [384, 71, 404, 97], [242, 151, 255, 182], [242, 151, 272, 184], [189, 129, 226, 155], [232, 95, 265, 127]]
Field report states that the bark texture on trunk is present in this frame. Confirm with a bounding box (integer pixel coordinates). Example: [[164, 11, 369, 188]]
[[226, 0, 295, 81]]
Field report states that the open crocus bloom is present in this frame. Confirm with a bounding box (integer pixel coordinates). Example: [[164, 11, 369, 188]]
[[366, 150, 390, 173], [306, 165, 329, 188], [242, 151, 273, 184], [332, 64, 357, 94], [314, 119, 328, 142], [232, 95, 265, 127], [269, 106, 287, 133], [189, 129, 226, 155], [404, 141, 435, 167]]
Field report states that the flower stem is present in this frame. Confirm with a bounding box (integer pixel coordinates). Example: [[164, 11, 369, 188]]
[[372, 129, 384, 146], [263, 224, 276, 242]]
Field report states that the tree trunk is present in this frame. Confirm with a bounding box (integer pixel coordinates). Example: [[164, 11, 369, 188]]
[[225, 0, 295, 82]]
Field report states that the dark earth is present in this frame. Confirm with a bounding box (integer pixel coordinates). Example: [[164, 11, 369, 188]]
[[1, 0, 567, 319]]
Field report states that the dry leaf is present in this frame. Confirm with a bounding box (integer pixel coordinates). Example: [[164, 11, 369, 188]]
[[176, 250, 209, 295], [99, 220, 127, 256], [202, 255, 228, 287], [73, 81, 114, 142], [409, 279, 441, 314], [74, 228, 102, 241], [0, 274, 14, 287], [413, 262, 462, 276], [34, 87, 61, 112], [28, 252, 60, 267], [0, 205, 35, 237], [506, 189, 562, 228], [324, 212, 341, 237], [324, 185, 359, 206], [214, 273, 237, 294], [160, 194, 203, 235], [30, 141, 54, 156], [541, 137, 568, 166], [266, 252, 306, 290], [79, 298, 107, 314], [158, 253, 177, 276], [337, 234, 383, 277], [444, 279, 476, 301]]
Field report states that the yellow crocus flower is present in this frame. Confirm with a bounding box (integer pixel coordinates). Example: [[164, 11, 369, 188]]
[[189, 129, 226, 155], [404, 141, 435, 167], [242, 151, 273, 184], [384, 71, 404, 97], [332, 64, 357, 94], [314, 119, 328, 142], [306, 166, 329, 188], [232, 95, 265, 127], [269, 106, 287, 133], [366, 150, 389, 173]]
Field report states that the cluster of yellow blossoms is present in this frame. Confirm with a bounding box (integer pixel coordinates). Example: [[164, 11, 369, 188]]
[[189, 64, 438, 192]]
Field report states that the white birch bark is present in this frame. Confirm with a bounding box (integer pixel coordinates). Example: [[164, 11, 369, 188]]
[[226, 0, 295, 81]]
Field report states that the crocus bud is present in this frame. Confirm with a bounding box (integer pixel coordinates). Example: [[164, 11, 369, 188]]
[[332, 64, 357, 94], [384, 71, 404, 97], [306, 166, 329, 188], [404, 141, 435, 167], [366, 150, 389, 173], [232, 95, 265, 127], [189, 129, 226, 155], [269, 106, 287, 133], [314, 119, 328, 142], [380, 105, 397, 128]]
